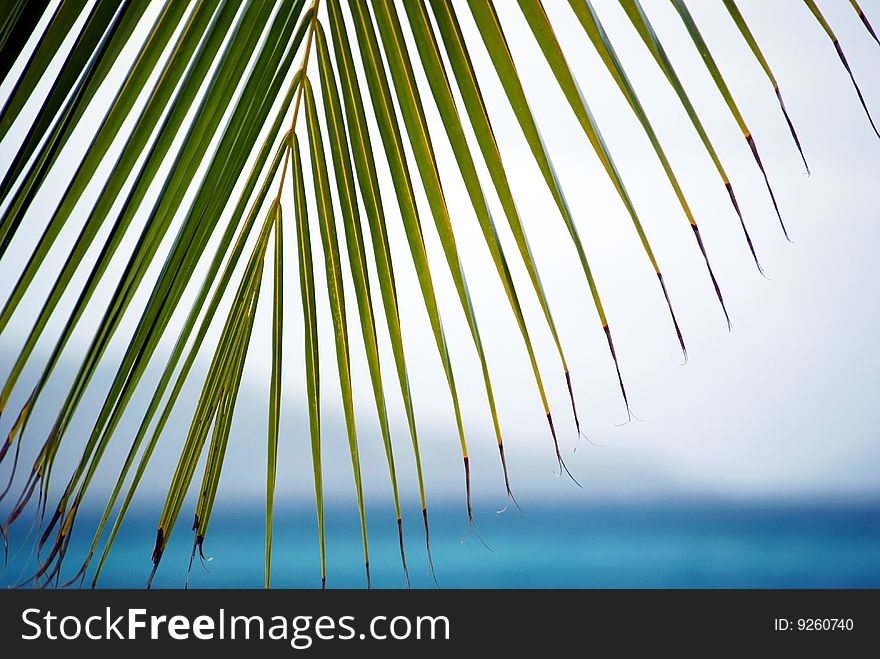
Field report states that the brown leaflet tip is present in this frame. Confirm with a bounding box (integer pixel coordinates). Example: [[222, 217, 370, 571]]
[[497, 441, 513, 498], [321, 576, 326, 590], [745, 134, 791, 241], [656, 273, 687, 364], [151, 528, 165, 564], [547, 413, 582, 488], [186, 529, 199, 589], [774, 87, 810, 174], [396, 517, 410, 588], [60, 550, 92, 589], [25, 529, 64, 585], [365, 560, 371, 589], [1, 417, 31, 502], [60, 500, 78, 537], [463, 456, 473, 524], [146, 564, 158, 590], [41, 531, 73, 587], [564, 371, 581, 435], [603, 324, 631, 421], [859, 11, 880, 46], [5, 468, 40, 526], [39, 505, 62, 549], [497, 443, 524, 514], [724, 182, 766, 276], [422, 507, 438, 586], [832, 40, 880, 140], [690, 224, 731, 331], [147, 530, 164, 589], [0, 398, 29, 467]]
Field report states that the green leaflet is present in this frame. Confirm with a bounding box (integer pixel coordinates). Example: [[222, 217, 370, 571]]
[[0, 0, 142, 250], [266, 203, 283, 590], [291, 134, 324, 588], [314, 24, 409, 583], [0, 1, 191, 264], [191, 260, 264, 557], [0, 0, 88, 140], [516, 0, 687, 359], [0, 0, 37, 82], [35, 5, 292, 542], [1, 0, 113, 204], [567, 0, 729, 328], [304, 76, 371, 588], [87, 140, 289, 589], [40, 0, 296, 495]]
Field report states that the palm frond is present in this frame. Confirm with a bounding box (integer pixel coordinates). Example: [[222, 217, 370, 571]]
[[0, 0, 875, 588]]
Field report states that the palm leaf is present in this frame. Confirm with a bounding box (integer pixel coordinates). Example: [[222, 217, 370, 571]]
[[0, 0, 875, 587]]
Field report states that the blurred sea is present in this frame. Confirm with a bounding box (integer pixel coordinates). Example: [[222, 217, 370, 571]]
[[2, 499, 878, 588]]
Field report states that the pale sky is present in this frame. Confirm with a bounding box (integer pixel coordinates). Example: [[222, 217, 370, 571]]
[[0, 0, 878, 521]]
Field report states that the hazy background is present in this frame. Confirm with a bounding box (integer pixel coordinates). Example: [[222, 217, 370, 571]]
[[1, 0, 878, 587]]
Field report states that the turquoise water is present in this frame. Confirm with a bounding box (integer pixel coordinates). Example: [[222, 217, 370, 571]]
[[2, 499, 878, 588]]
